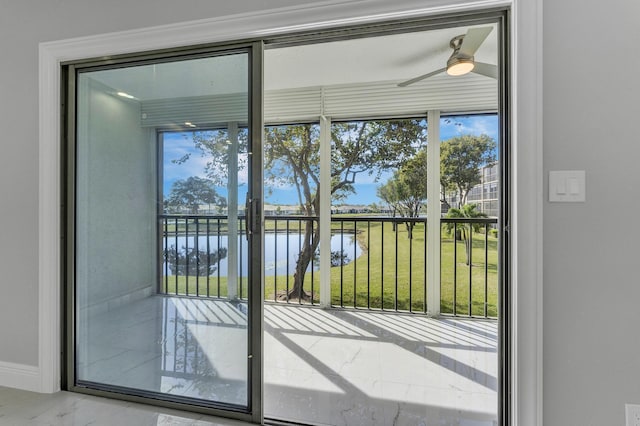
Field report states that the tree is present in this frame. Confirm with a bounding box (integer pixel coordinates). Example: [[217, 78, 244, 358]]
[[173, 120, 426, 301], [444, 203, 487, 265], [173, 129, 249, 187], [165, 176, 226, 214], [440, 134, 496, 207], [376, 149, 428, 238], [376, 178, 401, 218], [264, 119, 427, 300]]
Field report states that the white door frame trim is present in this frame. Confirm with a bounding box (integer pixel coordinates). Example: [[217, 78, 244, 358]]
[[38, 1, 542, 425]]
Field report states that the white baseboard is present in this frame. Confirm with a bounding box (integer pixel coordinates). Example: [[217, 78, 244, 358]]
[[0, 361, 41, 393]]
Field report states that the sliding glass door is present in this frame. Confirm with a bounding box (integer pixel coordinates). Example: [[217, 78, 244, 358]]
[[64, 11, 508, 426], [68, 46, 263, 421]]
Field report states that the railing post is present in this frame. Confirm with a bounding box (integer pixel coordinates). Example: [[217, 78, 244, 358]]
[[319, 115, 331, 307], [427, 110, 441, 316], [227, 122, 239, 300]]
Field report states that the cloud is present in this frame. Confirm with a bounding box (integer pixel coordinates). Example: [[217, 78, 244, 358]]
[[163, 132, 250, 185], [163, 133, 205, 181], [440, 115, 499, 141]]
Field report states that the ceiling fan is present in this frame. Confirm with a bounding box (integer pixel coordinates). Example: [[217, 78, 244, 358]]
[[398, 27, 497, 87]]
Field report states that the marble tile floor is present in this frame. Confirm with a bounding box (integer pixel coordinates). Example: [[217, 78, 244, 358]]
[[263, 304, 498, 426], [77, 297, 249, 407], [73, 296, 498, 426], [0, 386, 250, 426]]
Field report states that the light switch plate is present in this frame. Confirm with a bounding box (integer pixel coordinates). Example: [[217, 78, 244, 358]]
[[626, 404, 640, 426], [549, 170, 586, 202]]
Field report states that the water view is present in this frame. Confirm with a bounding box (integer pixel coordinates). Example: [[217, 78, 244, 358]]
[[162, 232, 362, 277]]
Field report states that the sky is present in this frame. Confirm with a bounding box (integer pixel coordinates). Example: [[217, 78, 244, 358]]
[[162, 114, 499, 206]]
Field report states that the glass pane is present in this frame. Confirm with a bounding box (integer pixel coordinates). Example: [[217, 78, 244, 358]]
[[263, 23, 500, 426], [263, 124, 320, 304], [440, 114, 499, 317], [330, 118, 428, 311], [74, 52, 251, 409]]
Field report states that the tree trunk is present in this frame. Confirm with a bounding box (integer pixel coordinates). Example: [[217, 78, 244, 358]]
[[404, 221, 414, 239], [287, 219, 320, 301], [441, 198, 451, 212], [464, 235, 471, 266]]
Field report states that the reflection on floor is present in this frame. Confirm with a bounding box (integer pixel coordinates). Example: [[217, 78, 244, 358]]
[[78, 296, 248, 407], [78, 295, 498, 426]]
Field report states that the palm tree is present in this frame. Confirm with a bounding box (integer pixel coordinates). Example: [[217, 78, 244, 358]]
[[444, 203, 487, 265]]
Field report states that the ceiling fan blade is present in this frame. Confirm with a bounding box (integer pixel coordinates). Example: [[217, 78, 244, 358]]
[[397, 68, 446, 87], [459, 27, 493, 57], [471, 62, 498, 79]]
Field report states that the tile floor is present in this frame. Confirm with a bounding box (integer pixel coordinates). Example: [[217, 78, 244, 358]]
[[0, 386, 249, 426], [78, 297, 249, 407], [263, 303, 498, 426], [70, 295, 497, 425]]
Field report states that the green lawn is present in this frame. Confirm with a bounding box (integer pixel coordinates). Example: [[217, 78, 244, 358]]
[[162, 219, 498, 318]]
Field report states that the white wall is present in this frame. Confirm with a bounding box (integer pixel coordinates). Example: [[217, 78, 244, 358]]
[[14, 0, 636, 424], [543, 0, 640, 424], [76, 77, 155, 314]]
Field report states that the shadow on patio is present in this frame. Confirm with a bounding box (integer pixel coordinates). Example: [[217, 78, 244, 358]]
[[263, 303, 497, 425]]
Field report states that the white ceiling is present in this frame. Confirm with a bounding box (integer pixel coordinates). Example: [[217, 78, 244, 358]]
[[86, 54, 249, 100], [264, 23, 498, 91], [88, 23, 497, 98], [88, 22, 498, 122]]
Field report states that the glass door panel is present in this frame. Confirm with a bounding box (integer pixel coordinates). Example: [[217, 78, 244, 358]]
[[73, 51, 253, 411], [262, 23, 501, 426]]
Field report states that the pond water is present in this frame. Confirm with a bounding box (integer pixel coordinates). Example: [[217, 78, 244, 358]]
[[162, 232, 362, 277]]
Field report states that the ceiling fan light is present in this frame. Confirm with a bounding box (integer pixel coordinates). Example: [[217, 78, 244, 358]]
[[446, 56, 475, 76]]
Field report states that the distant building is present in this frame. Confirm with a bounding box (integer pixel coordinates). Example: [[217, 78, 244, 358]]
[[443, 163, 499, 217], [331, 205, 373, 214], [263, 204, 303, 215]]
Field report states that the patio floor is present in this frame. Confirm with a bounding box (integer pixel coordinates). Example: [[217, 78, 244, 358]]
[[78, 296, 498, 426]]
